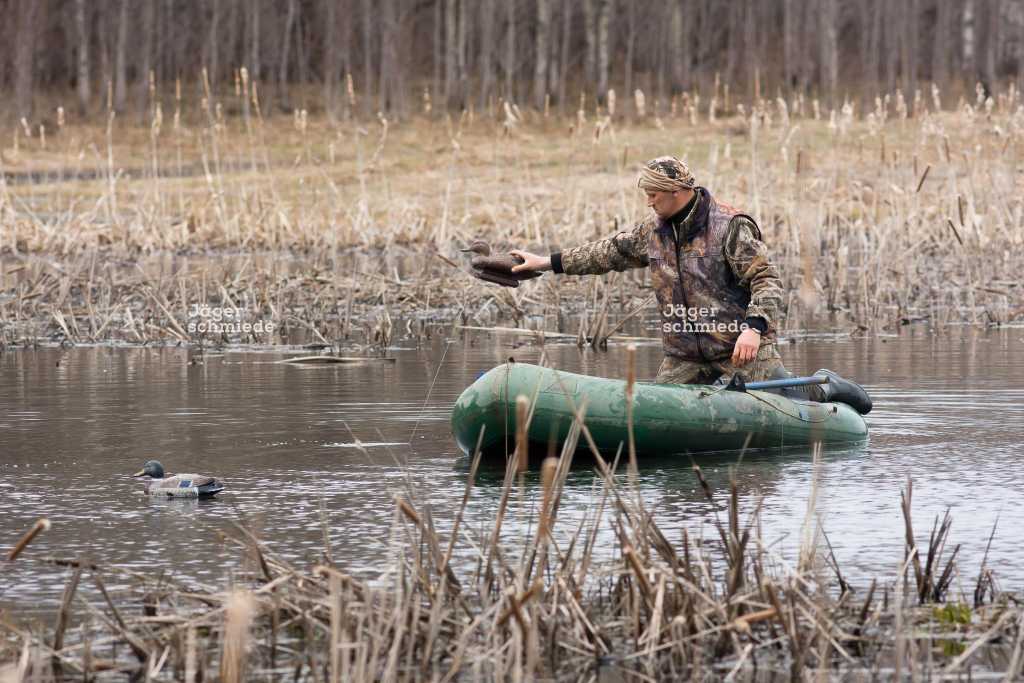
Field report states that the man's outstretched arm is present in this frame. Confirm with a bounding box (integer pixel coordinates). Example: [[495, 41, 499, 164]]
[[512, 219, 653, 276]]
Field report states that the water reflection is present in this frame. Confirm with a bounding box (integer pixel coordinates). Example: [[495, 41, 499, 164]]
[[2, 326, 1023, 617]]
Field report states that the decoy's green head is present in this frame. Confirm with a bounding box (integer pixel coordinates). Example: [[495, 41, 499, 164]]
[[134, 460, 165, 478]]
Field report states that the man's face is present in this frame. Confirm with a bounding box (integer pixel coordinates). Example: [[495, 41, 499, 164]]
[[646, 190, 681, 219]]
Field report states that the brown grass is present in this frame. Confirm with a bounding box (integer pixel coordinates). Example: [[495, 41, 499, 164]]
[[1, 83, 1022, 348]]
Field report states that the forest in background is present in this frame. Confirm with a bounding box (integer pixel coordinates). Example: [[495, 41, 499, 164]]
[[1, 0, 1024, 124]]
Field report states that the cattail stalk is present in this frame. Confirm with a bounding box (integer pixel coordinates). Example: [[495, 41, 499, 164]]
[[7, 518, 50, 561]]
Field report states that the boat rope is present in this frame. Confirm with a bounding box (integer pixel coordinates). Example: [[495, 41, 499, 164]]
[[699, 382, 832, 423], [409, 339, 453, 445], [745, 390, 832, 423]]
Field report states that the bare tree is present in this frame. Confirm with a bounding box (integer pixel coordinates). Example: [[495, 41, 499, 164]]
[[432, 0, 442, 108], [932, 0, 950, 88], [361, 0, 375, 112], [669, 1, 688, 94], [595, 0, 611, 103], [978, 0, 1001, 89], [114, 0, 128, 112], [75, 0, 91, 115], [900, 0, 918, 101], [323, 0, 340, 119], [4, 0, 1024, 123], [783, 0, 800, 90], [504, 0, 515, 101], [444, 0, 457, 106], [250, 0, 262, 82], [533, 0, 550, 109], [819, 0, 838, 104], [582, 0, 596, 88], [861, 0, 880, 95], [623, 0, 636, 105], [14, 0, 39, 119], [278, 0, 298, 108], [478, 0, 495, 109], [558, 0, 572, 110], [378, 0, 400, 112], [883, 1, 899, 94], [456, 0, 468, 109]]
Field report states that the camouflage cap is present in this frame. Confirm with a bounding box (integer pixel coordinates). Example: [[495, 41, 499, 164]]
[[637, 156, 696, 192]]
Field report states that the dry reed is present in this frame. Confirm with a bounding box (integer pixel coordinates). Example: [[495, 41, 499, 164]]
[[1, 418, 1020, 680], [1, 82, 1022, 349]]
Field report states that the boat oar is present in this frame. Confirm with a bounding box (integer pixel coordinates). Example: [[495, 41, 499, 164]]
[[725, 375, 829, 392]]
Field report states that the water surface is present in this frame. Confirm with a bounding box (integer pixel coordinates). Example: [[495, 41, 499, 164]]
[[2, 326, 1022, 617]]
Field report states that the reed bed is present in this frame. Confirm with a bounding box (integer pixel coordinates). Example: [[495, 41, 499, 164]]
[[2, 82, 1023, 348], [1, 423, 1020, 681]]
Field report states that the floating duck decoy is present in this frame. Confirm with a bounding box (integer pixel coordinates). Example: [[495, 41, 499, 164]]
[[134, 460, 225, 498], [460, 240, 542, 288]]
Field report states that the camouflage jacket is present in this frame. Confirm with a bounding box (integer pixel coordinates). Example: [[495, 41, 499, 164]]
[[557, 188, 782, 333]]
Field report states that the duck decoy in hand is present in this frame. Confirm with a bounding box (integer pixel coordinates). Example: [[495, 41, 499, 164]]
[[460, 240, 542, 288], [134, 460, 225, 498]]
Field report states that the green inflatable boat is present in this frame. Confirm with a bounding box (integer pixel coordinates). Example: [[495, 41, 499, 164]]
[[451, 363, 868, 459]]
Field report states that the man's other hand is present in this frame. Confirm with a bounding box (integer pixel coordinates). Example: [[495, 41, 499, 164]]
[[731, 328, 761, 366], [509, 250, 551, 273]]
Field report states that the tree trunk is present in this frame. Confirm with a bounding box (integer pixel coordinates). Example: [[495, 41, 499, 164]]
[[655, 6, 666, 104], [724, 1, 740, 88], [504, 0, 515, 101], [433, 0, 442, 109], [624, 0, 635, 103], [784, 0, 801, 91], [901, 0, 917, 101], [444, 0, 457, 106], [931, 0, 948, 87], [133, 0, 155, 119], [324, 0, 339, 118], [883, 1, 898, 94], [1019, 1, 1024, 95], [744, 0, 756, 97], [669, 2, 683, 93], [114, 0, 129, 112], [547, 5, 559, 105], [819, 0, 838, 105], [378, 0, 396, 112], [479, 0, 494, 109], [296, 7, 309, 90], [75, 0, 91, 115], [962, 0, 976, 84], [582, 0, 596, 88], [979, 0, 1000, 91], [14, 0, 38, 120], [595, 0, 611, 103], [456, 0, 468, 109], [361, 0, 374, 112], [207, 0, 221, 87], [558, 0, 571, 111], [860, 0, 876, 95], [533, 0, 550, 109], [278, 0, 297, 108], [250, 0, 262, 81]]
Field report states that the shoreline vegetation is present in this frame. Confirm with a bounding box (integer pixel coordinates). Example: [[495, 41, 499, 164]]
[[2, 82, 1023, 350], [1, 427, 1020, 681]]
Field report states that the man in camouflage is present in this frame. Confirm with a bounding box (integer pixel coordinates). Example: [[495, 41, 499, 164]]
[[511, 156, 871, 412]]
